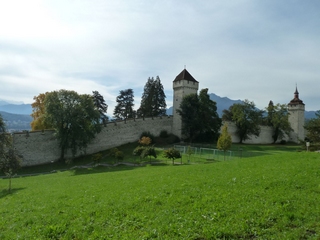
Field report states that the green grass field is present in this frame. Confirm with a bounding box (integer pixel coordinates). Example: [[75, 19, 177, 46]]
[[1, 144, 320, 239]]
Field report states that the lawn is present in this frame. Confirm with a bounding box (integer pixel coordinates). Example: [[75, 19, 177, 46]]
[[1, 144, 320, 239]]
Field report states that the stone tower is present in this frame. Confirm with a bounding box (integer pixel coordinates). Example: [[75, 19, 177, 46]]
[[288, 86, 305, 142], [172, 69, 199, 138]]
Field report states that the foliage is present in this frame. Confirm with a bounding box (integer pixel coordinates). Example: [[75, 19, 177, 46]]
[[109, 148, 124, 163], [137, 76, 167, 118], [44, 90, 102, 161], [177, 88, 221, 142], [159, 130, 168, 138], [0, 148, 21, 192], [139, 131, 155, 144], [222, 99, 263, 143], [266, 101, 292, 143], [0, 117, 21, 192], [217, 124, 232, 160], [163, 148, 181, 164], [113, 89, 135, 120], [139, 136, 151, 146], [30, 92, 53, 130], [305, 110, 320, 143], [134, 136, 156, 162], [0, 114, 10, 155], [92, 153, 102, 165], [92, 91, 108, 125]]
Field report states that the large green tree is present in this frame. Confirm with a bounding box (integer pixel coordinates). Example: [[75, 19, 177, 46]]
[[266, 101, 292, 143], [44, 90, 102, 161], [222, 100, 263, 143], [92, 91, 108, 125], [177, 88, 221, 142], [305, 110, 320, 143], [137, 76, 167, 118], [113, 89, 135, 120]]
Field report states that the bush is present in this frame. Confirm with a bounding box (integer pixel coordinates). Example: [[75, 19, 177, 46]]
[[140, 131, 155, 144], [159, 130, 169, 138], [92, 153, 102, 165]]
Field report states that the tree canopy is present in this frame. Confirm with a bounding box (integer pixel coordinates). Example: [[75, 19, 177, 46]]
[[92, 90, 108, 125], [137, 76, 166, 118], [30, 92, 53, 131], [222, 100, 263, 143], [113, 89, 135, 120], [44, 89, 102, 161], [265, 101, 292, 143], [0, 114, 11, 157], [177, 88, 221, 142], [305, 110, 320, 143]]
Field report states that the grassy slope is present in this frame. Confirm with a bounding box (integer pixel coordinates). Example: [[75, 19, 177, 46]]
[[1, 150, 320, 239]]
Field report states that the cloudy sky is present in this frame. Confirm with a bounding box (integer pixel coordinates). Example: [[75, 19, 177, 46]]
[[1, 0, 319, 113]]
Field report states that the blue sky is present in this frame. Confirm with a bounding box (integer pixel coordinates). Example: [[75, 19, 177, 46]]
[[0, 0, 319, 113]]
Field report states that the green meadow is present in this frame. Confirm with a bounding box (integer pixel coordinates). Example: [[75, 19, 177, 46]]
[[1, 145, 320, 239]]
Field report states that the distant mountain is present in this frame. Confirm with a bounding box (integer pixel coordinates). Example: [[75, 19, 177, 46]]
[[166, 93, 316, 119], [166, 93, 243, 117], [0, 111, 32, 132], [0, 103, 32, 115]]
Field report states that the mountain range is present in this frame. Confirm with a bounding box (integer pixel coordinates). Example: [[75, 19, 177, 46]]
[[0, 93, 317, 131]]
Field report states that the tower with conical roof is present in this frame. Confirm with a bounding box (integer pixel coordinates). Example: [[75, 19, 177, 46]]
[[288, 86, 305, 142], [172, 68, 199, 138]]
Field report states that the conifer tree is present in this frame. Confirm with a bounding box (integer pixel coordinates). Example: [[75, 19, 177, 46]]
[[92, 91, 108, 125], [138, 76, 166, 118], [113, 89, 135, 120]]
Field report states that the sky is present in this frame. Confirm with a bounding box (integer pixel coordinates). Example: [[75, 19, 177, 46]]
[[1, 0, 319, 113]]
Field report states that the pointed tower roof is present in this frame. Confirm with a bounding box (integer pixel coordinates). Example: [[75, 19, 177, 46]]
[[173, 69, 198, 83], [288, 86, 304, 105]]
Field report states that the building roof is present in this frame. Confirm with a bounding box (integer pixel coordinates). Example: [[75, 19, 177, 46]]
[[173, 69, 198, 83], [288, 86, 305, 105]]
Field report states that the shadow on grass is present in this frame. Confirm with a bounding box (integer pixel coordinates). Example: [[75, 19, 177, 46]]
[[72, 164, 137, 176], [0, 187, 26, 199], [72, 161, 172, 176]]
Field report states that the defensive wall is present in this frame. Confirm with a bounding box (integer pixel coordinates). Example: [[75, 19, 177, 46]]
[[13, 117, 298, 167], [13, 116, 173, 167], [224, 121, 291, 144]]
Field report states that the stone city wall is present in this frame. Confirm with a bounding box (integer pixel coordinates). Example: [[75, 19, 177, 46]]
[[13, 117, 295, 167], [13, 116, 173, 166], [224, 121, 290, 144]]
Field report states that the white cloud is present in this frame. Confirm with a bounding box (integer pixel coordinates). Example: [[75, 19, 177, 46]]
[[0, 0, 319, 113]]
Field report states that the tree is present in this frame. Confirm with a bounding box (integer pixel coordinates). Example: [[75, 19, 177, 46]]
[[163, 148, 181, 165], [0, 114, 10, 155], [222, 100, 263, 143], [92, 91, 108, 125], [305, 110, 320, 143], [176, 88, 221, 142], [133, 136, 157, 163], [113, 89, 134, 120], [137, 76, 167, 118], [30, 92, 53, 131], [266, 101, 292, 143], [0, 114, 21, 192], [217, 124, 232, 160], [197, 88, 222, 141], [0, 148, 21, 192], [44, 90, 102, 161]]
